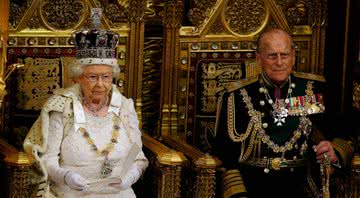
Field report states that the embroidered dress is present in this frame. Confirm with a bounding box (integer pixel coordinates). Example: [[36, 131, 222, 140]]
[[24, 84, 148, 197]]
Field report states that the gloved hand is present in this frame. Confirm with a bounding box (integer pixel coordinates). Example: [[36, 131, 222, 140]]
[[108, 166, 142, 190], [64, 171, 90, 191]]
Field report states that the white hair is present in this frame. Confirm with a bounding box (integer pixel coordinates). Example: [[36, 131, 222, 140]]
[[69, 58, 121, 78]]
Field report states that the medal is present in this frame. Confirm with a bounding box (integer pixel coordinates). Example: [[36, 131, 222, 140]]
[[272, 101, 288, 126], [100, 155, 114, 178]]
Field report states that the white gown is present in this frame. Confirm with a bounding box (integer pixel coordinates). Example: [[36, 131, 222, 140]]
[[31, 84, 148, 198]]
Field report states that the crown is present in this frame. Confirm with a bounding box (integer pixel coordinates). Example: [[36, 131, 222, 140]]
[[73, 8, 119, 66]]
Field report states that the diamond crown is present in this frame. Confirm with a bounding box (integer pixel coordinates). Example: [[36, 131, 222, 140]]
[[73, 8, 119, 59]]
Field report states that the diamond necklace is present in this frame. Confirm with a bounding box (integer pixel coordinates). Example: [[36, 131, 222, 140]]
[[82, 96, 108, 115], [259, 76, 295, 126]]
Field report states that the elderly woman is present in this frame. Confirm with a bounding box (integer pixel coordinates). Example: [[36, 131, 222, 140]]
[[23, 9, 148, 197]]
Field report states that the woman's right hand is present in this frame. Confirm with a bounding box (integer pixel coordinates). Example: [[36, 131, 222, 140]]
[[64, 171, 90, 191]]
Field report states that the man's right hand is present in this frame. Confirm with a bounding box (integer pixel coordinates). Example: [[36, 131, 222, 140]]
[[64, 171, 90, 191]]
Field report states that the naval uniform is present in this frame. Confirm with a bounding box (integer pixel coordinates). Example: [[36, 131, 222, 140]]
[[214, 73, 353, 198]]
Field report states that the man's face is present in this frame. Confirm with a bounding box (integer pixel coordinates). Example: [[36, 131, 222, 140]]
[[256, 32, 295, 85]]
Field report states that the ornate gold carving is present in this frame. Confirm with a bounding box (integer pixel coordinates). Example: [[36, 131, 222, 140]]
[[26, 10, 43, 29], [195, 153, 218, 168], [16, 57, 61, 110], [200, 62, 251, 112], [8, 37, 74, 47], [99, 0, 129, 25], [4, 151, 34, 166], [128, 0, 145, 23], [142, 133, 186, 198], [40, 0, 86, 30], [145, 0, 156, 18], [285, 0, 310, 26], [9, 0, 34, 29], [6, 165, 33, 197], [158, 165, 182, 198], [160, 0, 183, 136], [163, 0, 183, 28], [188, 0, 217, 27], [193, 167, 217, 198], [264, 0, 290, 32], [222, 0, 269, 37], [208, 18, 225, 35], [353, 82, 360, 110], [158, 150, 187, 165], [1, 139, 33, 198], [160, 135, 221, 198]]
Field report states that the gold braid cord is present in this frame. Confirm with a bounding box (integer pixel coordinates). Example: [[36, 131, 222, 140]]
[[227, 91, 262, 161], [320, 153, 331, 198], [227, 87, 312, 161], [225, 80, 333, 197]]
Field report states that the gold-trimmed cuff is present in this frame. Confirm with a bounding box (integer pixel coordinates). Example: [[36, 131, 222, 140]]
[[331, 138, 354, 167], [222, 169, 247, 198]]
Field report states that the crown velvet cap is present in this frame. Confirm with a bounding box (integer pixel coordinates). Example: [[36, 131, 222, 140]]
[[73, 8, 119, 67]]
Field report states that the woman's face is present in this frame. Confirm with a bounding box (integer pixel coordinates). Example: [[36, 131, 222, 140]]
[[77, 64, 113, 103]]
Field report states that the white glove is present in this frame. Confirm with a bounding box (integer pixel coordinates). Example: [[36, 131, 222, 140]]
[[109, 165, 142, 190], [64, 171, 90, 191]]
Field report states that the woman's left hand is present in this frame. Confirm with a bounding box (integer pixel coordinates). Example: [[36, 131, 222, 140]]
[[313, 140, 338, 163]]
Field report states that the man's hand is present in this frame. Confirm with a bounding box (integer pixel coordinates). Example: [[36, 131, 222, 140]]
[[313, 141, 338, 163]]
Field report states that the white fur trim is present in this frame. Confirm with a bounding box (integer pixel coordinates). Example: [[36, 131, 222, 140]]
[[75, 58, 118, 67]]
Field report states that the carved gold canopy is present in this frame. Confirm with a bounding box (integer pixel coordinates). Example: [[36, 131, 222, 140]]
[[169, 0, 328, 146]]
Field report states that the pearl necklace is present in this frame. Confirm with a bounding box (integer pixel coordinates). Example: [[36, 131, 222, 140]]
[[259, 76, 296, 126]]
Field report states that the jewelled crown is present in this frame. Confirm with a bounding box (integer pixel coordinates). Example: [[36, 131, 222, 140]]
[[73, 8, 119, 66]]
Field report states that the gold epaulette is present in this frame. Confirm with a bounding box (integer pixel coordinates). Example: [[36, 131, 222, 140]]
[[331, 138, 354, 167], [225, 76, 258, 92], [222, 169, 247, 198], [292, 71, 326, 82]]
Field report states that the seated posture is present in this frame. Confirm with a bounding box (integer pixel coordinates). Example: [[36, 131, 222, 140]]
[[214, 28, 353, 198], [23, 9, 148, 197]]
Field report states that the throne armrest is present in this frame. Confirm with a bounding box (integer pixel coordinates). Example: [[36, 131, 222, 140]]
[[142, 133, 187, 198], [0, 138, 34, 197], [160, 136, 222, 198]]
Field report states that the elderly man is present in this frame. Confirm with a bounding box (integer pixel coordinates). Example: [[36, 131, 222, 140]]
[[214, 28, 353, 198]]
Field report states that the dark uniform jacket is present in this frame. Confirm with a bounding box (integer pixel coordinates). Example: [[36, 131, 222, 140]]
[[213, 73, 353, 198]]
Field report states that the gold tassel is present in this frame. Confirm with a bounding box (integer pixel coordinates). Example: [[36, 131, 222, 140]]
[[321, 153, 331, 198]]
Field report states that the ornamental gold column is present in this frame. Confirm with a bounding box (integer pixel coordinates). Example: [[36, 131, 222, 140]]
[[4, 151, 34, 197], [128, 0, 146, 129], [160, 0, 183, 137], [0, 0, 10, 130]]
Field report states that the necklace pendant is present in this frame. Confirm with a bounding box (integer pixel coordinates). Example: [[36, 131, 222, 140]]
[[100, 156, 113, 178]]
